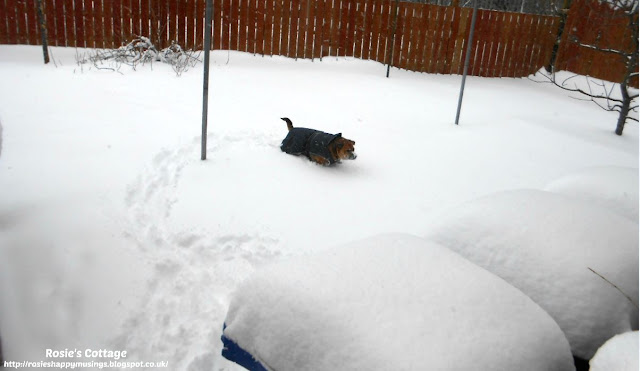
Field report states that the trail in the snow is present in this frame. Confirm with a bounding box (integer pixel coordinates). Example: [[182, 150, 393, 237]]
[[115, 135, 284, 371]]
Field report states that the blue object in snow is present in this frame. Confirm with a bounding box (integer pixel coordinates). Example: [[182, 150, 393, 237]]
[[221, 324, 270, 371]]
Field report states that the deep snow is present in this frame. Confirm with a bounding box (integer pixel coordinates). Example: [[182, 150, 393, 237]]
[[589, 331, 639, 371], [223, 233, 575, 371], [424, 189, 639, 359], [0, 45, 637, 370]]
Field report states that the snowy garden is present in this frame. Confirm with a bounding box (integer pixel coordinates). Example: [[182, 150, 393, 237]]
[[0, 43, 637, 370]]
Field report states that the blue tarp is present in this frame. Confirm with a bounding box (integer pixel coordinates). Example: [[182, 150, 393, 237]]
[[221, 324, 269, 371]]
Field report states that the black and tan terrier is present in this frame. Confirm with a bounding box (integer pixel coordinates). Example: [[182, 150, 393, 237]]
[[280, 117, 356, 166]]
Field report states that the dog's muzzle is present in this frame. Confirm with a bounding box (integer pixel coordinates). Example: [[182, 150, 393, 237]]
[[349, 152, 357, 160]]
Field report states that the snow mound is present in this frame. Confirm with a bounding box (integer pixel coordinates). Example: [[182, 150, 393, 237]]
[[544, 166, 638, 222], [425, 190, 639, 359], [223, 234, 575, 371], [590, 331, 639, 371]]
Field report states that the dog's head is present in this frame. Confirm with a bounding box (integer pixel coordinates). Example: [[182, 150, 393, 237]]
[[330, 136, 357, 161]]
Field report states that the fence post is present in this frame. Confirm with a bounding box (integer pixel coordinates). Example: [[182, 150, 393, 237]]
[[386, 0, 400, 78], [454, 0, 478, 125], [36, 0, 49, 64], [546, 0, 573, 73], [201, 0, 213, 160]]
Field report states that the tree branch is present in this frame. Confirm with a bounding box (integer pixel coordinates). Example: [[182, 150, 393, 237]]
[[588, 268, 639, 309], [574, 41, 632, 58]]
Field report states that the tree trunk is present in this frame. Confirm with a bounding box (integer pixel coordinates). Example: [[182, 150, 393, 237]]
[[616, 12, 637, 136], [546, 0, 572, 73], [615, 81, 630, 135]]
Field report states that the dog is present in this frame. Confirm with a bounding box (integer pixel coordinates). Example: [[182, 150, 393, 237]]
[[280, 117, 356, 166]]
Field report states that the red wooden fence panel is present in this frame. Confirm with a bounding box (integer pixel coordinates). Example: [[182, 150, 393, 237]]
[[273, 0, 283, 56], [120, 0, 131, 44], [320, 0, 333, 58], [221, 0, 230, 50], [0, 0, 9, 44], [360, 0, 373, 60], [264, 0, 275, 56], [238, 0, 248, 52], [280, 0, 291, 56], [186, 0, 195, 49], [353, 0, 364, 59], [139, 0, 150, 45], [194, 0, 204, 49], [312, 0, 324, 59], [377, 0, 391, 64], [228, 0, 238, 51], [257, 0, 268, 55], [296, 0, 307, 58], [212, 0, 222, 49], [451, 6, 470, 75], [287, 0, 298, 58], [14, 0, 26, 45], [24, 0, 38, 45]]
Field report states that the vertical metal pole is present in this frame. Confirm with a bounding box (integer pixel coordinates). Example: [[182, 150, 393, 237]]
[[454, 1, 478, 125], [201, 0, 213, 160], [36, 0, 49, 64], [386, 0, 400, 78]]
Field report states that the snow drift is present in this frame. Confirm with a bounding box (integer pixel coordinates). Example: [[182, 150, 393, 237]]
[[425, 190, 639, 359], [544, 166, 639, 222], [589, 331, 639, 371], [223, 234, 575, 371], [0, 45, 637, 370]]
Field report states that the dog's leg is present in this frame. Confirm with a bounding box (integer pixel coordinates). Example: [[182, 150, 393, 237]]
[[309, 154, 331, 166]]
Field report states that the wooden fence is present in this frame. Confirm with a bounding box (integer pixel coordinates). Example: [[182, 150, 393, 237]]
[[555, 0, 637, 86], [0, 0, 635, 82]]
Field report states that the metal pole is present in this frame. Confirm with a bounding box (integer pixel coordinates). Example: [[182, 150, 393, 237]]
[[201, 0, 213, 160], [454, 1, 478, 126], [386, 0, 400, 78], [36, 0, 49, 64]]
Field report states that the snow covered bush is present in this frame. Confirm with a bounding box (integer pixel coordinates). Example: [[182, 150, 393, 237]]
[[222, 234, 575, 371], [76, 36, 200, 76], [590, 331, 639, 371], [424, 190, 639, 360], [544, 166, 638, 222]]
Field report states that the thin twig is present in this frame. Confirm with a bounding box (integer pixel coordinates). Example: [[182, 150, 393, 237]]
[[588, 267, 639, 309]]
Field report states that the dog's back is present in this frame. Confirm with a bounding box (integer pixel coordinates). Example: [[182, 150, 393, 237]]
[[280, 117, 355, 165], [281, 127, 320, 155]]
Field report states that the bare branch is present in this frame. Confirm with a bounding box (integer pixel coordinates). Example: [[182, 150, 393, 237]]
[[574, 42, 632, 58], [588, 268, 639, 309], [75, 36, 201, 76]]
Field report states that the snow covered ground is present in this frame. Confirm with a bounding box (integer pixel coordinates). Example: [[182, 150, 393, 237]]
[[0, 45, 637, 370], [223, 233, 576, 371], [590, 331, 639, 371], [425, 188, 638, 360]]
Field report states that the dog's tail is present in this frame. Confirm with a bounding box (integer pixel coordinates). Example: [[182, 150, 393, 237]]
[[281, 117, 294, 131]]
